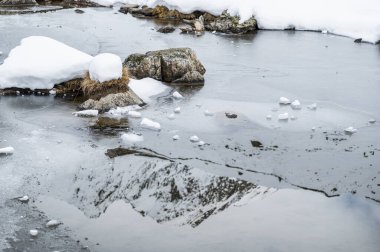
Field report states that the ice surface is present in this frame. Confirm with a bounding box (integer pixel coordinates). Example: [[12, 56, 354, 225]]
[[89, 53, 122, 82], [0, 36, 93, 89]]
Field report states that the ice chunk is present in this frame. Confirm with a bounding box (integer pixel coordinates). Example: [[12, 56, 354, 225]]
[[173, 135, 180, 140], [121, 133, 144, 143], [198, 141, 205, 146], [167, 113, 176, 120], [190, 135, 200, 142], [107, 105, 142, 116], [307, 103, 317, 110], [89, 53, 122, 83], [0, 146, 14, 155], [311, 126, 316, 131], [290, 100, 301, 110], [0, 36, 93, 89], [174, 107, 181, 113], [266, 115, 272, 120], [29, 229, 38, 237], [49, 89, 57, 95], [141, 118, 161, 131], [173, 91, 183, 99], [369, 118, 376, 124], [204, 110, 214, 116], [290, 115, 297, 120], [279, 97, 291, 105], [278, 113, 289, 120], [46, 220, 60, 228], [73, 110, 98, 117], [128, 111, 142, 118], [18, 195, 29, 203], [344, 126, 357, 134]]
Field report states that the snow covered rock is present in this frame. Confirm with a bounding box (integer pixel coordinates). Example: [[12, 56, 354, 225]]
[[189, 135, 200, 142], [0, 36, 93, 89], [0, 146, 14, 155], [172, 91, 183, 99], [124, 48, 206, 84], [73, 109, 98, 117], [0, 0, 37, 7], [278, 113, 289, 120], [279, 97, 291, 105], [29, 229, 38, 237], [121, 133, 144, 143], [198, 140, 205, 146], [290, 100, 301, 110], [89, 53, 122, 83], [140, 118, 161, 131], [344, 126, 357, 134]]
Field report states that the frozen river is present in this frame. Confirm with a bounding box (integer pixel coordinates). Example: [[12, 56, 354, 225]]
[[0, 6, 380, 252]]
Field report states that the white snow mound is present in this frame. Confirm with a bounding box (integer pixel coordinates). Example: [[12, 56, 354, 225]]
[[89, 53, 122, 83], [0, 36, 93, 89]]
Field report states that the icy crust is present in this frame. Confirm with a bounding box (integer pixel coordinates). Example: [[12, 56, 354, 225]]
[[117, 0, 380, 43], [0, 36, 93, 89]]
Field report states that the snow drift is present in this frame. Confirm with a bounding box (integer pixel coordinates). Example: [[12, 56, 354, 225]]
[[0, 36, 93, 89], [115, 0, 380, 43]]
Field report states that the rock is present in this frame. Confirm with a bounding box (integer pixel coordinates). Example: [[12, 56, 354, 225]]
[[0, 0, 37, 6], [344, 126, 357, 135], [124, 48, 206, 84], [354, 38, 362, 43], [204, 11, 257, 34], [157, 26, 176, 33], [74, 9, 85, 14], [278, 113, 289, 120], [251, 140, 263, 148], [119, 3, 139, 13], [369, 118, 376, 124], [193, 16, 205, 32], [225, 112, 237, 119], [172, 135, 180, 140], [79, 92, 143, 112], [179, 26, 193, 33], [105, 148, 139, 158]]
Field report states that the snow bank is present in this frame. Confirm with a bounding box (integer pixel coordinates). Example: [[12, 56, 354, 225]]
[[0, 36, 93, 89], [118, 0, 380, 43], [89, 53, 122, 83]]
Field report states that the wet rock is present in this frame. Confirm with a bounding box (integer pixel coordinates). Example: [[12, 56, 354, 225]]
[[354, 38, 362, 43], [251, 140, 263, 148], [90, 117, 129, 135], [105, 147, 139, 158], [157, 26, 175, 33], [74, 9, 84, 14], [205, 11, 257, 34], [0, 0, 37, 6], [225, 112, 237, 119], [124, 48, 206, 84], [79, 92, 144, 112]]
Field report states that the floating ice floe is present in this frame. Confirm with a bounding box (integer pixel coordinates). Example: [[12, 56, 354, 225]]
[[369, 118, 376, 124], [46, 220, 60, 228], [279, 97, 291, 105], [0, 146, 14, 155], [29, 229, 38, 237], [190, 135, 200, 142], [121, 133, 144, 143], [172, 135, 180, 140], [141, 118, 161, 131], [89, 53, 122, 83], [128, 111, 142, 118], [278, 113, 289, 120], [290, 115, 297, 120], [204, 110, 214, 116], [290, 100, 301, 110], [307, 103, 317, 110], [174, 107, 181, 113], [344, 126, 357, 134], [167, 113, 176, 120], [18, 195, 29, 203], [73, 110, 98, 117], [172, 91, 183, 99], [266, 115, 272, 120]]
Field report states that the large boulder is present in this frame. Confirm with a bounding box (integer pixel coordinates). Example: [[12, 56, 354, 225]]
[[0, 0, 37, 6], [124, 48, 206, 85]]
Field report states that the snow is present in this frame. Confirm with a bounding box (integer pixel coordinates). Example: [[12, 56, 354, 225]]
[[291, 99, 301, 110], [121, 133, 144, 143], [46, 220, 60, 228], [29, 229, 38, 237], [174, 107, 181, 113], [172, 91, 183, 99], [129, 78, 168, 103], [140, 118, 161, 131], [0, 36, 93, 89], [0, 147, 14, 155], [120, 0, 380, 43], [89, 53, 122, 83], [279, 97, 291, 105], [73, 110, 99, 117], [128, 111, 142, 118], [278, 112, 289, 120], [189, 135, 200, 142], [344, 126, 357, 134]]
